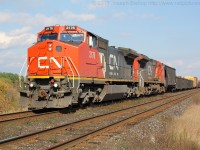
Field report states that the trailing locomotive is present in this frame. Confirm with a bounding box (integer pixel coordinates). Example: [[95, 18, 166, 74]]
[[20, 25, 197, 109]]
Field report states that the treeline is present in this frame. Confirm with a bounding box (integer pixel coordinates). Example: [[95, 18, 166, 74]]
[[0, 72, 22, 86]]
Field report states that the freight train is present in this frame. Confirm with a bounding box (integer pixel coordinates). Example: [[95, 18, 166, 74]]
[[20, 25, 198, 109]]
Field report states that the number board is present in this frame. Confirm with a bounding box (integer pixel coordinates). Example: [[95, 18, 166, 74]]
[[66, 26, 76, 30], [45, 26, 54, 31]]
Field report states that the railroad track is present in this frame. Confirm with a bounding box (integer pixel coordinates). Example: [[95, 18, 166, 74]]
[[0, 110, 32, 122], [0, 90, 191, 125], [0, 110, 61, 125], [0, 89, 197, 150]]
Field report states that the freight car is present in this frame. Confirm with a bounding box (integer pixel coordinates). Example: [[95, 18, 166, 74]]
[[175, 76, 193, 90], [184, 76, 198, 88], [19, 25, 194, 110], [164, 65, 176, 91]]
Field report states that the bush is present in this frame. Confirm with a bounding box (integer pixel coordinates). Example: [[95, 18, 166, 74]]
[[0, 77, 24, 114]]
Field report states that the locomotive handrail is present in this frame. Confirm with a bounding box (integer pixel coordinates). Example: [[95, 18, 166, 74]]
[[63, 57, 80, 91], [63, 57, 75, 88], [67, 57, 80, 76], [139, 70, 144, 87], [67, 57, 80, 92], [27, 57, 36, 74], [64, 57, 80, 91], [19, 58, 27, 87], [19, 57, 37, 87]]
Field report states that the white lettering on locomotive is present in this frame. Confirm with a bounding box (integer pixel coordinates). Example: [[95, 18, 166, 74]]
[[109, 54, 119, 70], [38, 57, 49, 69], [148, 65, 152, 75], [89, 51, 95, 59], [50, 57, 62, 68], [99, 52, 106, 77], [38, 57, 62, 69]]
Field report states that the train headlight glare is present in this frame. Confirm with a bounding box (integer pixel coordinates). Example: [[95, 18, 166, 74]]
[[30, 83, 34, 87], [54, 83, 58, 88]]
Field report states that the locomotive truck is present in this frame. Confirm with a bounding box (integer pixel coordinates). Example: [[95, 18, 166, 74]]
[[20, 25, 195, 110]]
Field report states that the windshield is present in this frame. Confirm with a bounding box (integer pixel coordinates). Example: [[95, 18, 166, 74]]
[[60, 33, 84, 44], [38, 33, 58, 42]]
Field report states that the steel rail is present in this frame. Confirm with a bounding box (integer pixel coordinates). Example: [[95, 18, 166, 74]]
[[0, 111, 33, 121], [0, 110, 60, 125]]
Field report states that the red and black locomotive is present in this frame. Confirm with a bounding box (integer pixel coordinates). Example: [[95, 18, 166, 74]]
[[20, 25, 196, 110]]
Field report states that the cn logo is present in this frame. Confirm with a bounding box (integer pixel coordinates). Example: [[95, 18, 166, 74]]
[[89, 51, 95, 59], [109, 54, 119, 70], [38, 57, 62, 69]]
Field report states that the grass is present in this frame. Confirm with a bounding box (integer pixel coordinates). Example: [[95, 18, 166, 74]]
[[0, 78, 27, 114], [166, 93, 200, 150]]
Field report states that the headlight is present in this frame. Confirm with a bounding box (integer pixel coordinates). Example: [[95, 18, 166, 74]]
[[30, 83, 34, 87], [54, 83, 58, 88]]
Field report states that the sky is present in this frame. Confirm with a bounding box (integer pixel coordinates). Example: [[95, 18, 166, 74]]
[[0, 0, 200, 78]]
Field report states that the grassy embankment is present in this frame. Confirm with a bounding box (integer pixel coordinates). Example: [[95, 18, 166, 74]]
[[0, 72, 26, 114], [167, 92, 200, 149]]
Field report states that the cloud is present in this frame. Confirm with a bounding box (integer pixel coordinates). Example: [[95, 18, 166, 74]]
[[162, 58, 200, 78], [163, 59, 184, 67], [10, 27, 32, 35], [0, 11, 96, 27], [186, 61, 200, 69], [61, 11, 96, 21], [0, 51, 26, 73], [0, 27, 35, 50]]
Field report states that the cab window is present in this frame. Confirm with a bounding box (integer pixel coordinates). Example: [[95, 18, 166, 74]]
[[38, 33, 57, 42], [60, 33, 84, 45], [88, 35, 97, 48]]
